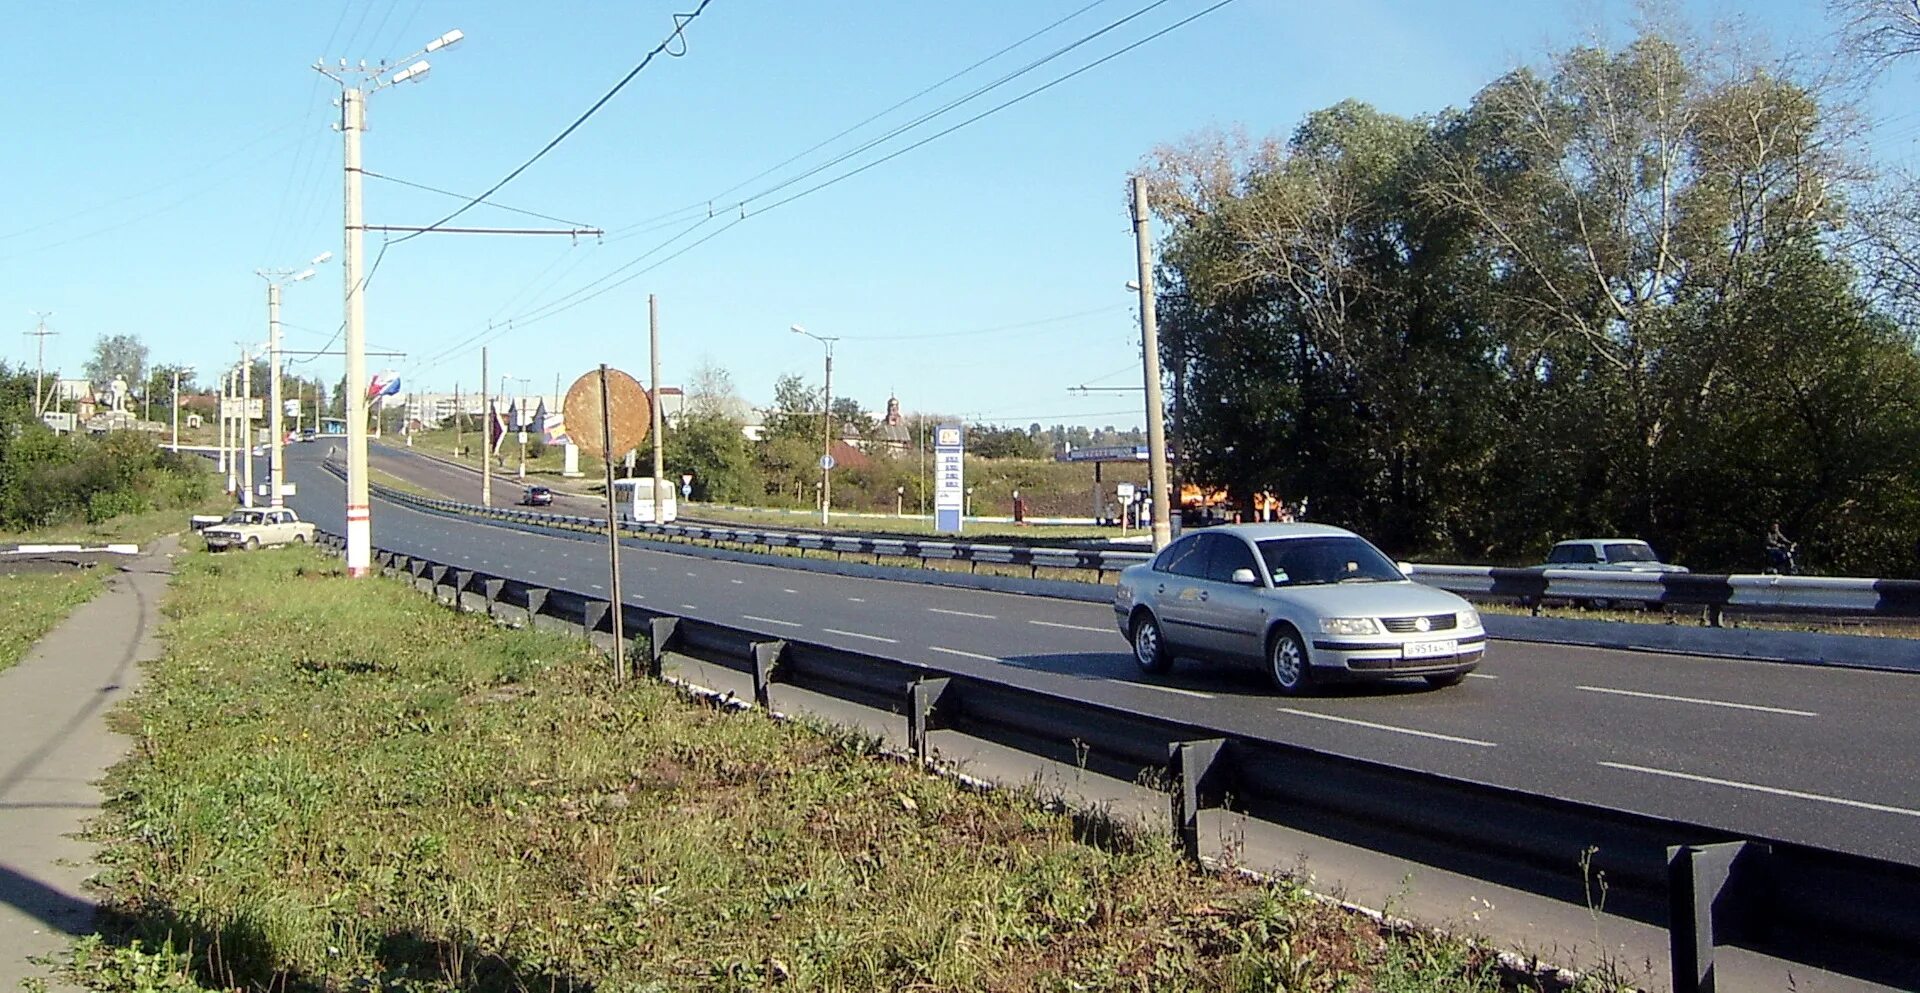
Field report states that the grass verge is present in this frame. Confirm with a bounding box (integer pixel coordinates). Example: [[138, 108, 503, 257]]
[[0, 570, 105, 675], [0, 493, 234, 548], [69, 546, 1567, 992]]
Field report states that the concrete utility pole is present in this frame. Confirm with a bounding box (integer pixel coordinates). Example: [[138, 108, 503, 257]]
[[240, 347, 256, 507], [23, 312, 55, 417], [223, 367, 238, 495], [481, 347, 492, 506], [789, 324, 839, 526], [259, 256, 328, 508], [650, 294, 666, 519], [170, 366, 193, 451], [1131, 175, 1174, 551]]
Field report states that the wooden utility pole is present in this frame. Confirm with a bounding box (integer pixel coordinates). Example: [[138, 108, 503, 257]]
[[598, 364, 626, 679], [23, 313, 55, 417]]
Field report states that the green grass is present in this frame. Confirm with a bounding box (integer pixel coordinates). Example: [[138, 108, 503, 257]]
[[68, 547, 1560, 993], [0, 570, 105, 674], [0, 494, 234, 548]]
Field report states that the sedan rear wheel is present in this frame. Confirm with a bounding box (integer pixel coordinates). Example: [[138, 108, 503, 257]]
[[293, 533, 308, 544], [245, 537, 260, 551], [1267, 627, 1313, 696], [1131, 612, 1171, 674]]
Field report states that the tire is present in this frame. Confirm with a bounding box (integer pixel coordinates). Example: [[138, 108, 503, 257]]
[[293, 533, 308, 544], [1131, 612, 1172, 674], [246, 537, 260, 551], [1266, 627, 1313, 696], [1425, 672, 1468, 689]]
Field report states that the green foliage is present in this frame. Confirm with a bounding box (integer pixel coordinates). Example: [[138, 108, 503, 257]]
[[0, 365, 213, 531], [1147, 31, 1920, 576], [664, 409, 763, 503], [0, 570, 104, 674]]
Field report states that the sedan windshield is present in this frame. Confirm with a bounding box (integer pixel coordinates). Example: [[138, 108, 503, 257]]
[[1257, 536, 1404, 587]]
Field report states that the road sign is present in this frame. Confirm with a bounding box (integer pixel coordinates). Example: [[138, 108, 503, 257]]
[[562, 367, 651, 457], [681, 481, 692, 498], [220, 398, 265, 420], [819, 454, 836, 471], [934, 423, 964, 533], [1117, 482, 1136, 501]]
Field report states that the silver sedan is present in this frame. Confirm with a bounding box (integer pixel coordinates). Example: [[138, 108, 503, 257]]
[[1113, 523, 1485, 694]]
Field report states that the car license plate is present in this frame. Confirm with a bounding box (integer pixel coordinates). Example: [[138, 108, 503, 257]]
[[1402, 639, 1459, 660]]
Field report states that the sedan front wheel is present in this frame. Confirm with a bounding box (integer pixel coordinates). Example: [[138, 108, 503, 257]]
[[1267, 627, 1313, 696], [1131, 613, 1171, 675]]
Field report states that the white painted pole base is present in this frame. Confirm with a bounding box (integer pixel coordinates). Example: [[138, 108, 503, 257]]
[[346, 509, 371, 577]]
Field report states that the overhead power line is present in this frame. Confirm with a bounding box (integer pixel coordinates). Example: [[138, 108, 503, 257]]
[[387, 0, 717, 247]]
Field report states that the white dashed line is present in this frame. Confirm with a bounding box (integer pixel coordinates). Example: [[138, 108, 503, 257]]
[[589, 584, 604, 590], [783, 588, 798, 594], [1277, 708, 1497, 747], [1141, 684, 1214, 699], [742, 615, 804, 628], [1577, 686, 1816, 717], [730, 579, 743, 585], [929, 607, 997, 620], [823, 628, 898, 644], [1029, 619, 1110, 634], [928, 645, 998, 662], [1466, 672, 1498, 680], [680, 604, 698, 611], [847, 597, 865, 603], [1599, 762, 1920, 817]]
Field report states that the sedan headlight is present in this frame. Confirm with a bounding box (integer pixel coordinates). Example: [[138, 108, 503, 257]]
[[1457, 608, 1480, 630], [1321, 617, 1381, 636]]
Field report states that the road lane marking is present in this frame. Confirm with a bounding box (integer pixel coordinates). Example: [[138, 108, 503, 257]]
[[1599, 762, 1920, 818], [1277, 708, 1497, 747], [928, 646, 998, 662], [730, 579, 743, 585], [1029, 619, 1110, 634], [680, 604, 698, 611], [783, 588, 798, 594], [741, 615, 804, 628], [590, 584, 604, 590], [824, 628, 899, 644], [847, 597, 865, 603], [929, 607, 997, 620], [1577, 685, 1816, 717], [1142, 684, 1214, 699], [1466, 673, 1498, 680], [685, 571, 698, 577]]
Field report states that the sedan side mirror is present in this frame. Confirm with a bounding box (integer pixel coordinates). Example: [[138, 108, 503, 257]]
[[1230, 567, 1259, 585]]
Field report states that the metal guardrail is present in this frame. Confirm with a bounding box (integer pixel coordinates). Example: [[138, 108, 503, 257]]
[[329, 459, 1920, 619], [307, 527, 1920, 993]]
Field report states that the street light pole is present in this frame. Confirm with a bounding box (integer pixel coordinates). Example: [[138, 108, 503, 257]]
[[170, 367, 194, 451], [789, 324, 839, 526], [240, 346, 256, 506], [1130, 175, 1174, 551], [318, 28, 462, 578], [259, 255, 329, 508]]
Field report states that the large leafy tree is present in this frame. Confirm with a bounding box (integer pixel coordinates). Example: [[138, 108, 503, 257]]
[[84, 333, 149, 390]]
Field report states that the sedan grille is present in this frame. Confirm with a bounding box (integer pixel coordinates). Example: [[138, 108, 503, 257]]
[[1382, 613, 1458, 634]]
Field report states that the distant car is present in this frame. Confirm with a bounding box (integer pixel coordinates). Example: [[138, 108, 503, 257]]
[[521, 485, 554, 507], [1114, 523, 1484, 695], [1541, 539, 1687, 574], [202, 508, 315, 552], [298, 429, 318, 443]]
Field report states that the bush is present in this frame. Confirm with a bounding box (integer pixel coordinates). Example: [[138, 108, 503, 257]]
[[87, 488, 148, 523], [0, 426, 210, 531]]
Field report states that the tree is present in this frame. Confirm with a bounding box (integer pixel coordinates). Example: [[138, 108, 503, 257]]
[[1833, 0, 1920, 70], [665, 410, 762, 503], [84, 333, 148, 391], [686, 357, 744, 418]]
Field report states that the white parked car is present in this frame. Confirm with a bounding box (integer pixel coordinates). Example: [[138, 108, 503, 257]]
[[202, 508, 316, 552], [1114, 523, 1485, 694], [1541, 538, 1688, 574]]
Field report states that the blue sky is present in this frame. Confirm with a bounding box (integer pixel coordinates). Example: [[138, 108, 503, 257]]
[[2, 0, 1901, 428]]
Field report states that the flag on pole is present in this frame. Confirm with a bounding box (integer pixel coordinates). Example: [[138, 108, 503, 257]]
[[487, 401, 507, 455], [366, 370, 402, 402]]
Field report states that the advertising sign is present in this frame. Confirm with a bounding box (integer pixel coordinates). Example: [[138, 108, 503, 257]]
[[220, 398, 266, 420], [934, 423, 965, 533]]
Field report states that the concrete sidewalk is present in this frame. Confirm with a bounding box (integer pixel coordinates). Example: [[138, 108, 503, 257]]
[[0, 537, 176, 990]]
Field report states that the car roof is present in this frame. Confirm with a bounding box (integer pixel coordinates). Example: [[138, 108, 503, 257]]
[[1553, 538, 1651, 546], [1197, 522, 1358, 541]]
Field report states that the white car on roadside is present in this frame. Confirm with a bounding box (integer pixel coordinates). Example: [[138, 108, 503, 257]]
[[202, 508, 316, 552]]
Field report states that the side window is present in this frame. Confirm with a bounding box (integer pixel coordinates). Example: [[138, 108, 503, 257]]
[[1204, 535, 1259, 583], [1547, 544, 1574, 564], [1572, 544, 1599, 563], [1154, 535, 1208, 577]]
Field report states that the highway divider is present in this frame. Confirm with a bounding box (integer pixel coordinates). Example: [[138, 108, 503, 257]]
[[306, 527, 1920, 993]]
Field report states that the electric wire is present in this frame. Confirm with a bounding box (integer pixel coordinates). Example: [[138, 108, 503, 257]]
[[361, 170, 595, 227]]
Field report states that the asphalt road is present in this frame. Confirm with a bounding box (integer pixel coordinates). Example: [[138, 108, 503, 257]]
[[287, 443, 1920, 866]]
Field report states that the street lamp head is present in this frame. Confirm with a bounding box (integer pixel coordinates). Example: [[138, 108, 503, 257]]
[[292, 268, 317, 282], [789, 324, 806, 335], [425, 28, 464, 52], [1125, 279, 1141, 291], [310, 251, 333, 266], [390, 60, 431, 85]]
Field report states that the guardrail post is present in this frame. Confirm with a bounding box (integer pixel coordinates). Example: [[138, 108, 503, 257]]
[[1168, 739, 1230, 864], [523, 587, 549, 628], [480, 578, 505, 619], [907, 677, 952, 766], [1667, 841, 1753, 993], [647, 616, 678, 680], [582, 601, 611, 640], [751, 640, 785, 709]]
